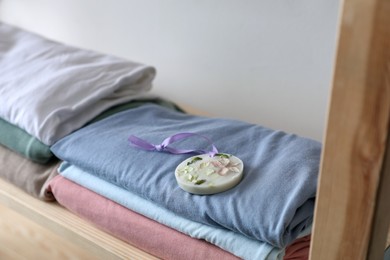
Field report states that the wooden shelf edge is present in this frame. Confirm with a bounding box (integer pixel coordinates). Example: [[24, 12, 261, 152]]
[[0, 178, 158, 260]]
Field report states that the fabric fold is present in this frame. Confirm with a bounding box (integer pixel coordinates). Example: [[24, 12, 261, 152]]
[[0, 22, 155, 145], [0, 117, 54, 164], [49, 175, 240, 260], [0, 97, 182, 163], [0, 144, 58, 200], [58, 163, 287, 260]]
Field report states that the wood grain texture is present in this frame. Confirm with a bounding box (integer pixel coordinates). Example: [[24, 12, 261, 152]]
[[0, 203, 98, 260], [310, 0, 390, 258], [0, 178, 158, 260]]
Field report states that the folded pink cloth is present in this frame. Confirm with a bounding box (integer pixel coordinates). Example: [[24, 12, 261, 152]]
[[49, 175, 311, 259], [49, 175, 240, 260], [284, 235, 311, 260]]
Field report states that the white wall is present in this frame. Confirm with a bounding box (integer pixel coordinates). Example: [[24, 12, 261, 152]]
[[0, 0, 340, 141]]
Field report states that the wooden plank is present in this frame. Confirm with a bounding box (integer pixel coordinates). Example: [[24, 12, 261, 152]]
[[310, 0, 390, 258], [0, 178, 158, 260], [0, 203, 98, 259]]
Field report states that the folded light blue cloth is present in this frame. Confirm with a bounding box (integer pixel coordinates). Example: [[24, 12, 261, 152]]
[[51, 104, 321, 247], [59, 162, 288, 260]]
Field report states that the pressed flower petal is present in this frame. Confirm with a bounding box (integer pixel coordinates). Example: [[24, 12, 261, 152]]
[[211, 161, 223, 168], [200, 162, 210, 169], [229, 167, 240, 173], [216, 153, 231, 159], [219, 167, 229, 175], [229, 162, 240, 167], [220, 158, 230, 166], [195, 179, 206, 185], [206, 169, 215, 175]]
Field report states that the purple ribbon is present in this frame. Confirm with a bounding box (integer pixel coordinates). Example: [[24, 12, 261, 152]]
[[128, 133, 219, 157]]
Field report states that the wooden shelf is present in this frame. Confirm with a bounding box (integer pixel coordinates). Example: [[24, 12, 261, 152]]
[[0, 178, 158, 260]]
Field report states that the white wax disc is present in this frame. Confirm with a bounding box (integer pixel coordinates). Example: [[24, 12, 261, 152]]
[[174, 153, 244, 195]]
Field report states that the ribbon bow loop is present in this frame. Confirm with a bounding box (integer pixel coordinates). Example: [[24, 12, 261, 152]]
[[128, 133, 219, 157]]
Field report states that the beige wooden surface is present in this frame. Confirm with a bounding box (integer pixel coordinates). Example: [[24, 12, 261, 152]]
[[0, 203, 100, 260], [0, 178, 158, 260], [309, 0, 390, 258]]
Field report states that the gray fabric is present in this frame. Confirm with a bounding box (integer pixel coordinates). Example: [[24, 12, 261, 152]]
[[385, 246, 390, 260], [0, 22, 155, 145], [51, 104, 321, 247], [0, 144, 58, 201]]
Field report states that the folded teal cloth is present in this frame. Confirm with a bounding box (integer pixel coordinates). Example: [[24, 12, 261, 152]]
[[0, 98, 182, 163], [51, 104, 321, 248], [59, 162, 288, 260], [0, 117, 54, 164]]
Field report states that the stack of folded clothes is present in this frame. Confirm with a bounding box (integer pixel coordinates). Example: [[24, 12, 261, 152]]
[[1, 22, 316, 259], [50, 104, 319, 260], [0, 21, 157, 200]]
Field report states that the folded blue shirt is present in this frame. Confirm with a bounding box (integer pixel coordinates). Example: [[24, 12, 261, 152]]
[[51, 104, 321, 247]]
